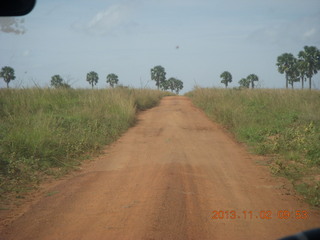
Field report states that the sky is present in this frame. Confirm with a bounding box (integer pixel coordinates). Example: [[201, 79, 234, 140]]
[[0, 0, 320, 93]]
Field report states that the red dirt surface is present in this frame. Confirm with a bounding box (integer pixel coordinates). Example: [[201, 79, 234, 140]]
[[0, 96, 319, 240]]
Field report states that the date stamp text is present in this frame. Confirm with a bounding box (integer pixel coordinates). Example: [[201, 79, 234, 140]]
[[211, 210, 309, 220]]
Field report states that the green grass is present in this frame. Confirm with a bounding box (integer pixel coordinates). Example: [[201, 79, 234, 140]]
[[0, 87, 171, 201], [186, 87, 320, 207]]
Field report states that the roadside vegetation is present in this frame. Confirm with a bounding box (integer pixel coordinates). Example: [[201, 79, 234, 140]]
[[0, 87, 171, 203], [186, 88, 320, 207]]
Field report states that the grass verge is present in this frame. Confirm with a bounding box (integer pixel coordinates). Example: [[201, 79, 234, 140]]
[[0, 87, 171, 204], [186, 87, 320, 207]]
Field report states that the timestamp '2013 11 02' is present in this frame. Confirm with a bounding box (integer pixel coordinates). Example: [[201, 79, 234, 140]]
[[211, 210, 309, 220]]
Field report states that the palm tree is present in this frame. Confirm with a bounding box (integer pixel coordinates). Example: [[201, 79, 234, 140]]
[[106, 73, 119, 88], [288, 70, 300, 89], [276, 53, 297, 89], [298, 46, 320, 90], [86, 71, 99, 89], [296, 59, 307, 89], [0, 66, 16, 88], [220, 71, 232, 88], [247, 74, 259, 89], [151, 65, 166, 90]]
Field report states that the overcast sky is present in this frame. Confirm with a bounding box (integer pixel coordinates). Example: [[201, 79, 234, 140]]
[[1, 0, 320, 92]]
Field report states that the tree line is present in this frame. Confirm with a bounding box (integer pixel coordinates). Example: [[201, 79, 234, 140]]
[[0, 66, 184, 93], [276, 45, 320, 89], [220, 71, 259, 89], [0, 67, 121, 89], [150, 65, 183, 94], [51, 72, 119, 89], [219, 45, 319, 89], [2, 46, 318, 90]]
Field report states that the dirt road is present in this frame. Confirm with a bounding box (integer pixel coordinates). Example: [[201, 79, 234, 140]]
[[0, 96, 319, 240]]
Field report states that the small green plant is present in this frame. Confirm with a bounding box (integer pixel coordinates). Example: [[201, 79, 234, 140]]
[[296, 182, 320, 206]]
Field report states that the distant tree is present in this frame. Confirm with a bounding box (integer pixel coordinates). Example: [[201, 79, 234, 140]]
[[298, 46, 320, 90], [288, 76, 299, 89], [220, 71, 232, 88], [106, 73, 119, 88], [276, 53, 297, 89], [51, 75, 63, 87], [0, 66, 16, 88], [238, 78, 250, 88], [86, 71, 99, 89], [287, 64, 300, 89], [51, 75, 71, 89], [296, 59, 307, 89], [166, 78, 176, 92], [173, 78, 183, 94], [151, 65, 166, 90], [160, 79, 170, 91], [247, 74, 259, 89], [164, 77, 183, 94]]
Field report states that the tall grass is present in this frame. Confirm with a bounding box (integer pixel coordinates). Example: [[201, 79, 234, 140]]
[[0, 88, 169, 199], [186, 88, 320, 206]]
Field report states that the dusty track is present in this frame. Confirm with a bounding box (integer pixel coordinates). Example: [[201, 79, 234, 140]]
[[0, 96, 319, 240]]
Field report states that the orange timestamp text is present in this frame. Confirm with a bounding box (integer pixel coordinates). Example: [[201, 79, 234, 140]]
[[211, 210, 309, 220]]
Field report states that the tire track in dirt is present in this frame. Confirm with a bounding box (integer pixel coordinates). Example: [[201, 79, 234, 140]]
[[0, 96, 319, 240]]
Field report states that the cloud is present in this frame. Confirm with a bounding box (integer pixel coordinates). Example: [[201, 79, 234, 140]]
[[74, 4, 134, 36], [0, 17, 25, 34]]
